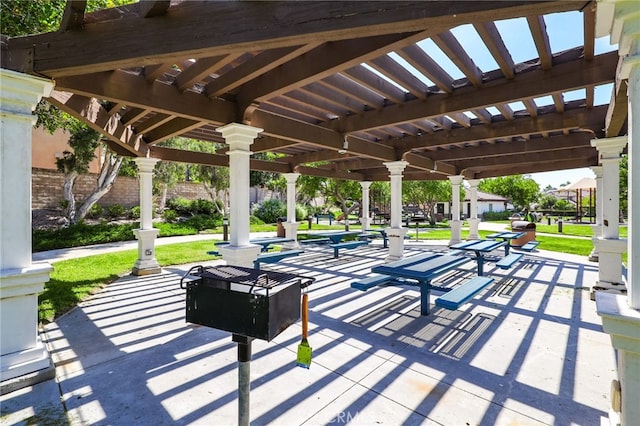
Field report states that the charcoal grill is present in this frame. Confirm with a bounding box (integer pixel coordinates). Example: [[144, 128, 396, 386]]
[[180, 265, 314, 426], [180, 265, 312, 341]]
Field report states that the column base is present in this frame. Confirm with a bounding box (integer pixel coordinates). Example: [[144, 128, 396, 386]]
[[220, 244, 262, 268], [596, 292, 640, 425], [132, 228, 161, 276], [385, 227, 408, 262], [0, 336, 52, 388], [283, 222, 301, 249], [467, 218, 479, 240], [449, 220, 462, 246]]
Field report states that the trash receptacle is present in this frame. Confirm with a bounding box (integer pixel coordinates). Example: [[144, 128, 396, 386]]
[[511, 220, 536, 246], [276, 217, 286, 237]]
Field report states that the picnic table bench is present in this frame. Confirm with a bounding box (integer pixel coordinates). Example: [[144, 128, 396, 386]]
[[369, 252, 471, 315], [329, 240, 370, 258], [253, 249, 304, 269], [495, 253, 523, 269], [516, 241, 539, 252], [434, 276, 495, 310]]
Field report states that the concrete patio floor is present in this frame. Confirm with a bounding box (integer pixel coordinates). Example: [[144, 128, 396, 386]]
[[1, 241, 616, 425]]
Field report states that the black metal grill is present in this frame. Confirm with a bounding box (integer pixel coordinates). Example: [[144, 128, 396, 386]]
[[180, 265, 313, 341]]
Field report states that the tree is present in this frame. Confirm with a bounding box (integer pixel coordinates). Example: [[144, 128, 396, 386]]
[[55, 125, 124, 224], [402, 180, 451, 225], [3, 0, 135, 225], [324, 179, 361, 230], [479, 175, 539, 211]]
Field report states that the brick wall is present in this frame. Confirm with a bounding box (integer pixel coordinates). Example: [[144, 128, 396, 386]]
[[32, 168, 212, 209]]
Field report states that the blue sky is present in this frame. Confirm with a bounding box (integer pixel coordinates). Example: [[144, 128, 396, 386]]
[[368, 10, 618, 190]]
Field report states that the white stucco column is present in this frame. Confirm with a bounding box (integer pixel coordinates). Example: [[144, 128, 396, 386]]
[[360, 181, 372, 231], [591, 137, 627, 293], [132, 157, 161, 276], [595, 3, 640, 425], [589, 166, 604, 261], [448, 175, 464, 245], [467, 179, 480, 240], [0, 69, 55, 385], [283, 172, 300, 248], [383, 161, 409, 262], [217, 123, 262, 267]]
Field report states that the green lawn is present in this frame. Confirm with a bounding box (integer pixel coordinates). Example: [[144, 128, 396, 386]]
[[38, 221, 627, 324]]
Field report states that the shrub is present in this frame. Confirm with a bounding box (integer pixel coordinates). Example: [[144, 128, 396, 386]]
[[162, 209, 178, 223], [252, 199, 285, 224], [249, 215, 265, 225], [294, 204, 308, 221], [107, 204, 127, 218], [166, 197, 192, 216], [190, 199, 217, 215], [182, 214, 218, 232], [482, 210, 512, 221], [129, 206, 140, 219], [87, 204, 104, 219]]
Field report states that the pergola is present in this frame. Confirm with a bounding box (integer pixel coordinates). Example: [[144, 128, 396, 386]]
[[1, 1, 638, 423]]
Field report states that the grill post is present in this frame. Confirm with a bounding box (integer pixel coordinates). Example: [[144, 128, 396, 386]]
[[233, 334, 254, 426]]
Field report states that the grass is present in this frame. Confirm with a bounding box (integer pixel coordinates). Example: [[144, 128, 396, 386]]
[[37, 220, 626, 324]]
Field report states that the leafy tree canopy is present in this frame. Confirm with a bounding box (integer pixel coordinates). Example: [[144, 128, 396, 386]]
[[478, 175, 539, 210]]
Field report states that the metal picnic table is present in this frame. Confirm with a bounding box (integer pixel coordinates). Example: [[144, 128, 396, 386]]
[[486, 231, 526, 255], [372, 252, 470, 315], [450, 239, 506, 276]]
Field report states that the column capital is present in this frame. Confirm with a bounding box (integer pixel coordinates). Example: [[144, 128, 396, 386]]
[[467, 178, 480, 187], [591, 136, 627, 159], [383, 161, 409, 175], [133, 157, 160, 173], [448, 175, 464, 185], [591, 165, 603, 178], [217, 123, 263, 151], [359, 181, 372, 190], [283, 173, 300, 184], [0, 69, 54, 120]]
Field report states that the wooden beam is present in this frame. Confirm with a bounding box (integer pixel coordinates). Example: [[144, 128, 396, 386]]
[[396, 44, 454, 93], [425, 132, 595, 161], [54, 70, 236, 124], [473, 21, 515, 79], [432, 30, 483, 87], [395, 105, 607, 152], [527, 15, 553, 70], [466, 157, 598, 179], [144, 117, 204, 145], [205, 44, 320, 97], [140, 1, 170, 18], [59, 1, 86, 32], [294, 165, 365, 181], [8, 1, 579, 77], [175, 54, 231, 92], [605, 61, 629, 137], [332, 51, 617, 133], [237, 32, 423, 110], [47, 91, 144, 156], [453, 146, 596, 170]]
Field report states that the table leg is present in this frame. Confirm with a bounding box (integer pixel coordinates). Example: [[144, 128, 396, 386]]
[[420, 284, 431, 315], [504, 241, 510, 256], [476, 254, 484, 276]]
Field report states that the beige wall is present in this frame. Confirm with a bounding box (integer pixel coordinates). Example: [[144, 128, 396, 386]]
[[32, 127, 102, 173]]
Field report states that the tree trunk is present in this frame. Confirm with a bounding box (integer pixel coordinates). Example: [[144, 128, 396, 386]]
[[63, 170, 79, 224], [73, 153, 124, 224]]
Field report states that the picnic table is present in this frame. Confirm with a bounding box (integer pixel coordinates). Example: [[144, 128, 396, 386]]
[[249, 237, 294, 252], [371, 253, 470, 315], [314, 230, 361, 244], [450, 239, 506, 276], [486, 231, 525, 255], [364, 228, 388, 248]]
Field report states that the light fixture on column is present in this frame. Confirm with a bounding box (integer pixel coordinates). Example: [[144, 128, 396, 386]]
[[338, 135, 349, 154]]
